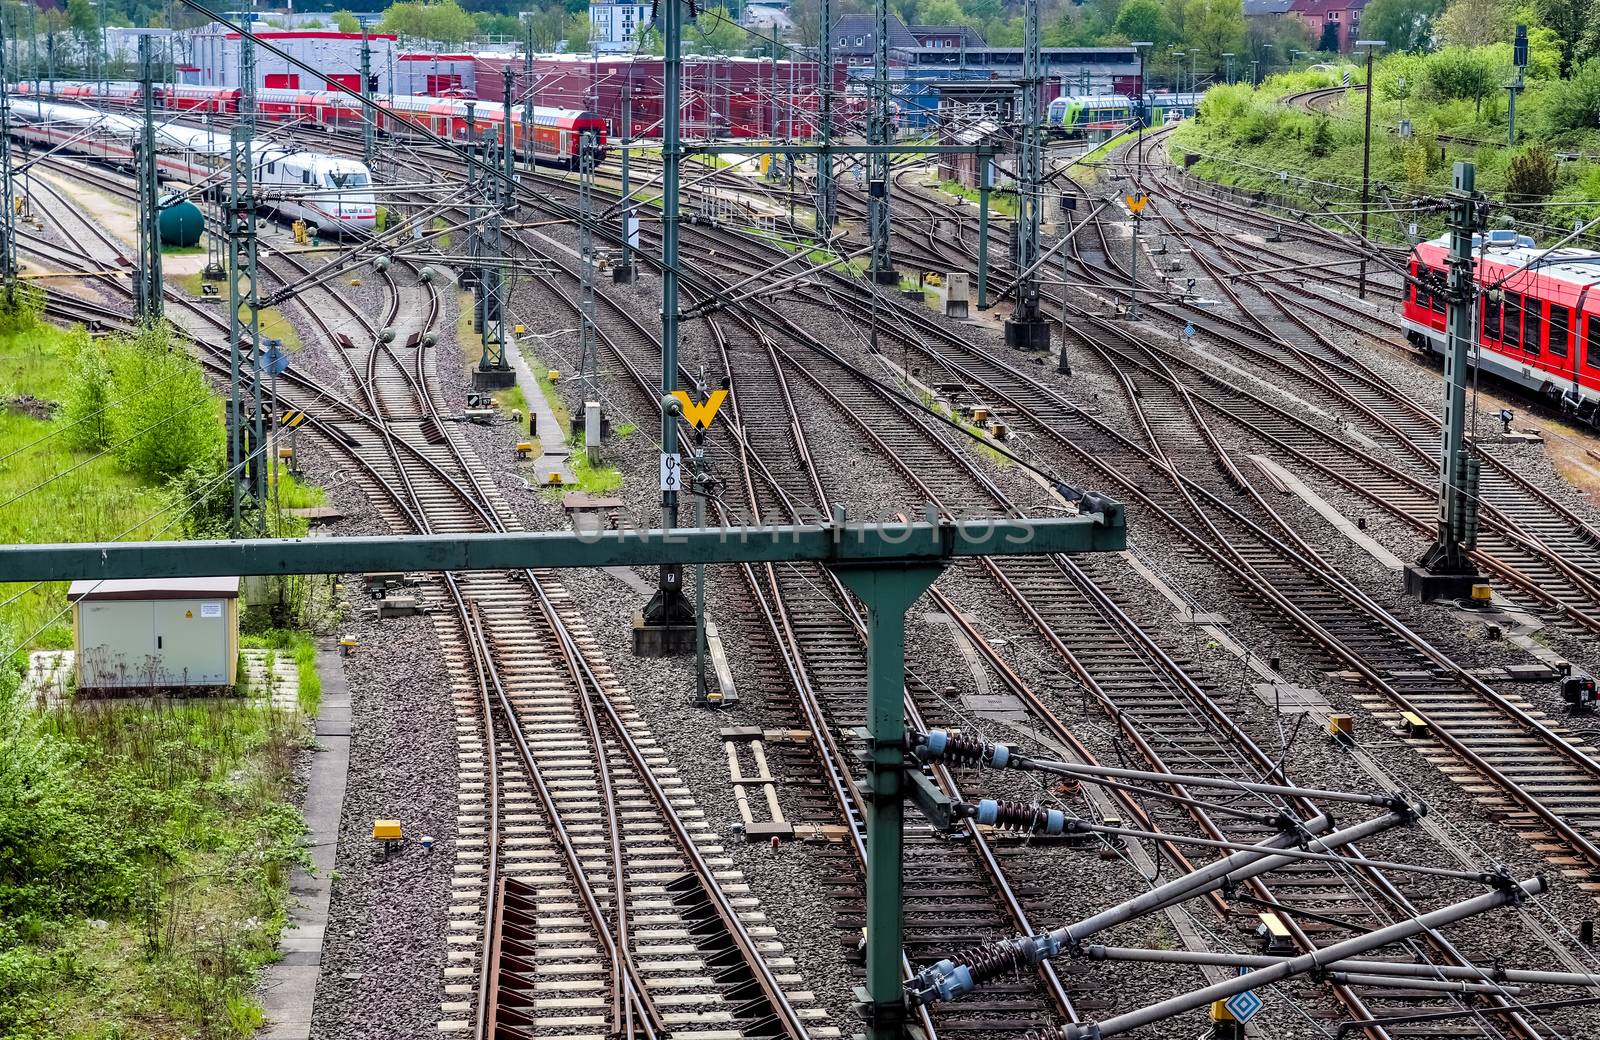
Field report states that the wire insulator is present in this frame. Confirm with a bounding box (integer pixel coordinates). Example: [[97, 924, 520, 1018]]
[[918, 729, 1012, 769], [974, 798, 1067, 835]]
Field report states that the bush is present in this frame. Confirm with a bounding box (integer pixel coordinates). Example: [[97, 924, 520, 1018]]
[[1545, 59, 1600, 136], [1308, 118, 1335, 157], [60, 326, 223, 482], [0, 284, 44, 337], [1423, 47, 1497, 105], [1506, 144, 1560, 203]]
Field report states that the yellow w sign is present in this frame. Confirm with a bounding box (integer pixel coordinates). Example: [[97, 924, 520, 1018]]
[[672, 389, 728, 430]]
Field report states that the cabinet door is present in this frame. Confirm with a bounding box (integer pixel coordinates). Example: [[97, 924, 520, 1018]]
[[79, 601, 158, 687], [152, 600, 229, 686]]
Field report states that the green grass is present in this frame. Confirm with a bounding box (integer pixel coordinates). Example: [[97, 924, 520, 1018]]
[[242, 628, 321, 716], [615, 421, 637, 438], [1169, 62, 1600, 241], [432, 215, 452, 251], [160, 242, 206, 255], [493, 382, 529, 416], [937, 179, 1019, 218], [0, 686, 308, 1038], [0, 322, 172, 648], [545, 435, 623, 499]]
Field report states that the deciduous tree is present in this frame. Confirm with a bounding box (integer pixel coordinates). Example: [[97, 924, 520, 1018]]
[[1360, 0, 1445, 53]]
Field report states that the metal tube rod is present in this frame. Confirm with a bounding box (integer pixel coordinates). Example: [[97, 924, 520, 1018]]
[[1063, 877, 1545, 1040], [1085, 945, 1600, 989], [1052, 810, 1393, 949], [1328, 973, 1524, 996], [1026, 756, 1405, 808], [1359, 45, 1375, 299], [978, 155, 990, 309]]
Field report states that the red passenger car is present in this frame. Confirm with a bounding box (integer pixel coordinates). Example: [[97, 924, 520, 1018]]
[[1404, 231, 1600, 422]]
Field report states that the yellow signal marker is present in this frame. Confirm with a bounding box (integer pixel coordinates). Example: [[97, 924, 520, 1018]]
[[1126, 194, 1149, 214], [671, 389, 729, 431]]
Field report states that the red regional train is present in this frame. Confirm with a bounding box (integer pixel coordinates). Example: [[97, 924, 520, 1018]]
[[1404, 230, 1600, 423], [15, 80, 607, 167]]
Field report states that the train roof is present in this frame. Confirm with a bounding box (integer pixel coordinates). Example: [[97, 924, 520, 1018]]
[[1050, 94, 1133, 106], [1419, 232, 1600, 290], [12, 99, 144, 135]]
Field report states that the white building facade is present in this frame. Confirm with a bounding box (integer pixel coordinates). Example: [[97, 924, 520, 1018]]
[[589, 0, 653, 53]]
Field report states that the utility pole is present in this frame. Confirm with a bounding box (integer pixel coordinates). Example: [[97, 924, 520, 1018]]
[[1355, 39, 1383, 299], [1004, 0, 1049, 351], [578, 129, 598, 417], [502, 66, 515, 187], [135, 35, 163, 322], [816, 0, 834, 235], [0, 12, 16, 310], [522, 20, 533, 172], [240, 30, 256, 130], [469, 105, 513, 390], [1133, 42, 1152, 178], [867, 0, 897, 285], [1508, 23, 1527, 146], [615, 87, 637, 282], [360, 31, 375, 167], [977, 145, 991, 310], [1408, 160, 1485, 602], [226, 123, 261, 537], [636, 0, 695, 655]]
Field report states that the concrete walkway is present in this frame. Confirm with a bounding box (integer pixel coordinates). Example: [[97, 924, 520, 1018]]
[[501, 332, 576, 486], [258, 644, 352, 1039]]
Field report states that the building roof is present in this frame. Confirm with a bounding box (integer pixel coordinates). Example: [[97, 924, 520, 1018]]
[[831, 13, 919, 53], [908, 24, 986, 47], [68, 577, 242, 602], [1289, 0, 1368, 15], [1244, 0, 1295, 14]]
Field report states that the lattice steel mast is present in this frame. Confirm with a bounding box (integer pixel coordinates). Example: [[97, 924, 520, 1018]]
[[1004, 0, 1050, 351]]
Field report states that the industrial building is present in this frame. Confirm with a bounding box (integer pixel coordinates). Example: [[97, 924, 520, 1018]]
[[186, 28, 398, 92]]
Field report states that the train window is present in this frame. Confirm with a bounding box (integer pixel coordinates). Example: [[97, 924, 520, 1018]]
[[1588, 316, 1600, 370], [1484, 294, 1502, 341], [1504, 292, 1523, 348], [266, 161, 275, 173], [1551, 305, 1571, 358], [1525, 299, 1542, 355]]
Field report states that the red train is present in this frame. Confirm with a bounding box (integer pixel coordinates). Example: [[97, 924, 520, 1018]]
[[1405, 230, 1600, 423], [15, 80, 606, 166]]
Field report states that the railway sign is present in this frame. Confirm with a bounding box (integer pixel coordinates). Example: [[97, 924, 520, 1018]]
[[660, 452, 683, 492], [280, 409, 309, 430], [1125, 194, 1148, 214], [1225, 968, 1263, 1023], [671, 388, 728, 430]]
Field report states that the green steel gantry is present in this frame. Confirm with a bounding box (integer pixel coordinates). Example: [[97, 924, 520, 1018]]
[[2, 511, 1127, 1040]]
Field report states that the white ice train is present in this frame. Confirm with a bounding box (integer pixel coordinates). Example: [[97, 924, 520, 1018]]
[[8, 99, 377, 233]]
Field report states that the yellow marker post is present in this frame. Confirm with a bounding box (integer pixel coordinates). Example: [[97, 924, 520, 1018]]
[[670, 389, 728, 430]]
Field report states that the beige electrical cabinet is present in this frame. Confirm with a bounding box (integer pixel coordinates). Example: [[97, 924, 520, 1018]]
[[68, 577, 241, 691]]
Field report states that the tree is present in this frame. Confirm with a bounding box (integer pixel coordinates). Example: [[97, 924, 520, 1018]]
[[1183, 0, 1245, 75], [1317, 20, 1340, 52], [920, 0, 965, 26], [1435, 0, 1513, 47], [1113, 0, 1175, 47], [527, 2, 570, 48], [332, 10, 361, 33], [564, 10, 590, 50], [379, 0, 479, 45], [1532, 0, 1597, 76], [1360, 0, 1445, 53], [66, 0, 97, 40]]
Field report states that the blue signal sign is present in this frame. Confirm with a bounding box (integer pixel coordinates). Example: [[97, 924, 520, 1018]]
[[1225, 968, 1264, 1023]]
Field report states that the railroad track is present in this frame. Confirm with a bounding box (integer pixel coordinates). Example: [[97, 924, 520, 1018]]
[[29, 111, 1600, 1037]]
